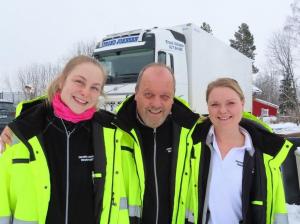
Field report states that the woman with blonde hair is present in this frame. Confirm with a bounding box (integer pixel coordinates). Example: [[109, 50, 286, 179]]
[[189, 78, 292, 224], [0, 55, 123, 223]]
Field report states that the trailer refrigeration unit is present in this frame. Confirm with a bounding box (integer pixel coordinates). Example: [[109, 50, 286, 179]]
[[93, 23, 253, 114]]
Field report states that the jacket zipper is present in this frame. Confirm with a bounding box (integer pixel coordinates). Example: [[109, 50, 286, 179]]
[[107, 129, 117, 224], [61, 119, 76, 224], [268, 160, 274, 223], [153, 128, 159, 224], [202, 143, 214, 224]]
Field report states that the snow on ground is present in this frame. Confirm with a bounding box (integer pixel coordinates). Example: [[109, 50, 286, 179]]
[[269, 122, 300, 135], [288, 204, 300, 224]]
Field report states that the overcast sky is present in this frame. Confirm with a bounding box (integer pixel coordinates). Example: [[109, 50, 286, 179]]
[[0, 0, 293, 90]]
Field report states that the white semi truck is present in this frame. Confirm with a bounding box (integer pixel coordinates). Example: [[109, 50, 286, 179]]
[[93, 23, 252, 114]]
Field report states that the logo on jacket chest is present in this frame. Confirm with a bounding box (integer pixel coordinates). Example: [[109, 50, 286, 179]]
[[235, 160, 255, 174], [78, 155, 94, 162], [165, 147, 172, 153]]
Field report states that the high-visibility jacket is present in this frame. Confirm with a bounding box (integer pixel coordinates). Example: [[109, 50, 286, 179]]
[[0, 99, 127, 224], [113, 95, 201, 223], [188, 115, 293, 224]]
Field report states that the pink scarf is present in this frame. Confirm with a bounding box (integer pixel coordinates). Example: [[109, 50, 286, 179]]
[[52, 92, 96, 123]]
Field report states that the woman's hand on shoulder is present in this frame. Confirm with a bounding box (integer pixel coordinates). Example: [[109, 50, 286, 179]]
[[0, 126, 13, 153]]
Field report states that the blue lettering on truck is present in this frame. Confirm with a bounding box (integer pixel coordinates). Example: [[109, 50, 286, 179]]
[[102, 35, 139, 47], [165, 40, 184, 51]]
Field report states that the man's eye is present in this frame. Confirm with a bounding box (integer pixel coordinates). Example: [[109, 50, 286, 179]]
[[161, 95, 170, 101], [144, 93, 152, 98]]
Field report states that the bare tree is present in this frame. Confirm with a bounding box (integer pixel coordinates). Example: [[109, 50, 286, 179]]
[[254, 68, 280, 105], [65, 39, 97, 59], [4, 76, 13, 93], [18, 63, 61, 100], [266, 30, 299, 119], [59, 39, 98, 67], [285, 0, 300, 44], [16, 40, 98, 101], [72, 39, 97, 56], [2, 75, 16, 102]]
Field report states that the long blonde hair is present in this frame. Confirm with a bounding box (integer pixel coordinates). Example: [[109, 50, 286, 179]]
[[47, 55, 107, 103]]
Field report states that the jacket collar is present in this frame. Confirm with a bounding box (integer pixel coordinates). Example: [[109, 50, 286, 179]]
[[9, 100, 49, 143], [198, 117, 286, 157], [207, 125, 255, 157], [115, 95, 200, 131], [9, 99, 116, 143]]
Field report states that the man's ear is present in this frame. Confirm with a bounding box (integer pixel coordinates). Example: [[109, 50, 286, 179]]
[[134, 88, 138, 101]]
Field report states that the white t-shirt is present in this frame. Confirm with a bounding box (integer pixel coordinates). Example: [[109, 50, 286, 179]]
[[207, 126, 254, 224]]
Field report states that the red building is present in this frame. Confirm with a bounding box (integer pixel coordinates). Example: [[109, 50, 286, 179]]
[[252, 98, 279, 117]]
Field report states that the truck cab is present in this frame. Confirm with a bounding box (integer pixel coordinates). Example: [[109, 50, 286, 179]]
[[93, 24, 252, 114], [93, 27, 189, 112]]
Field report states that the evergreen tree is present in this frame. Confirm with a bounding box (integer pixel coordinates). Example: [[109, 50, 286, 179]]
[[230, 23, 258, 73], [200, 22, 213, 34], [279, 75, 297, 115]]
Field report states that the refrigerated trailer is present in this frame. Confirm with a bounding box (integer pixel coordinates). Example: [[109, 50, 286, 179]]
[[93, 23, 252, 114]]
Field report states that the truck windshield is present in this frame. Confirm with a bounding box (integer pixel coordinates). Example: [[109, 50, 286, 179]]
[[95, 48, 154, 84]]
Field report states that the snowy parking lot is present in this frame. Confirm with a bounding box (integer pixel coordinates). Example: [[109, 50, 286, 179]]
[[270, 122, 300, 136]]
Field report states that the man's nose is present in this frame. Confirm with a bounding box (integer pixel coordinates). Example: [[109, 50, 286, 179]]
[[151, 96, 162, 108]]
